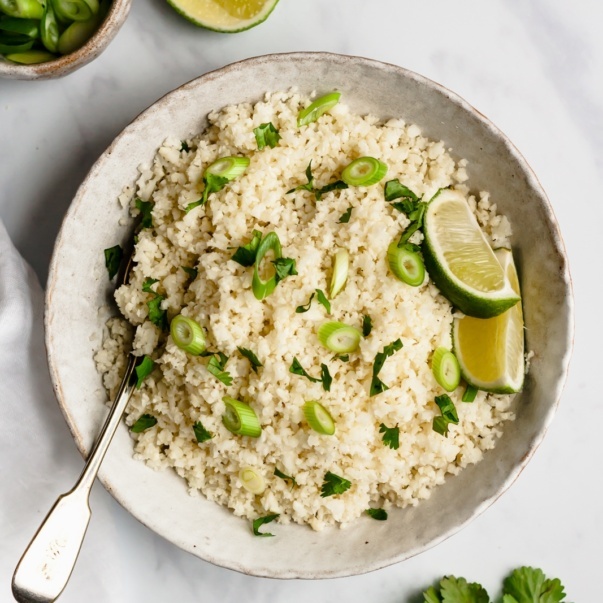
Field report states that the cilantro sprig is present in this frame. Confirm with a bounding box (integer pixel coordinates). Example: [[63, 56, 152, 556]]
[[289, 358, 332, 391], [369, 339, 403, 396], [252, 513, 279, 537], [320, 471, 351, 497], [379, 423, 400, 450], [254, 122, 281, 150], [287, 161, 349, 201]]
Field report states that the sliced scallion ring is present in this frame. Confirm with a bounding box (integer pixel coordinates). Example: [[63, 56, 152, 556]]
[[239, 467, 266, 495], [431, 347, 461, 392], [252, 232, 282, 300], [303, 400, 335, 435], [170, 314, 206, 355], [205, 156, 250, 181], [341, 157, 388, 187], [387, 242, 425, 286], [329, 248, 349, 298], [317, 321, 362, 354], [297, 92, 341, 127], [222, 397, 261, 437]]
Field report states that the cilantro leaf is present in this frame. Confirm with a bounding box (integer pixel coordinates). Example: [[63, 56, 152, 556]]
[[320, 471, 351, 497], [252, 513, 279, 537], [272, 256, 298, 283], [296, 291, 315, 313], [384, 179, 419, 202], [142, 277, 159, 293], [439, 576, 490, 603], [147, 296, 167, 329], [289, 357, 321, 383], [315, 179, 348, 201], [104, 245, 123, 280], [193, 420, 212, 443], [503, 567, 567, 603], [134, 355, 154, 389], [423, 586, 443, 603], [254, 122, 281, 150], [433, 416, 452, 437], [203, 173, 229, 203], [369, 339, 403, 397], [338, 206, 353, 223], [207, 352, 232, 386], [237, 346, 263, 373], [335, 354, 349, 362], [362, 314, 373, 336], [185, 199, 204, 213], [366, 508, 388, 521], [320, 363, 332, 392], [316, 289, 331, 313], [288, 160, 315, 194], [274, 467, 297, 487], [181, 266, 198, 281], [231, 230, 262, 267], [130, 413, 157, 433], [135, 199, 154, 229], [180, 141, 190, 152], [379, 423, 400, 450]]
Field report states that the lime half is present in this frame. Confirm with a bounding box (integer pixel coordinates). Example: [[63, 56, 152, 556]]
[[423, 189, 520, 318], [167, 0, 280, 32], [453, 248, 525, 394]]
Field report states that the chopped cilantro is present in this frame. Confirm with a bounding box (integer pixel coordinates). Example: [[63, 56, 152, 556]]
[[379, 423, 400, 449], [185, 199, 204, 213], [252, 513, 279, 537], [134, 355, 154, 389], [320, 363, 332, 392], [254, 122, 281, 150], [384, 179, 419, 203], [432, 394, 459, 437], [180, 141, 191, 152], [193, 420, 212, 443], [207, 352, 232, 386], [142, 277, 158, 293], [135, 198, 154, 229], [181, 266, 198, 280], [272, 256, 298, 283], [287, 161, 315, 194], [142, 278, 167, 330], [338, 206, 353, 223], [237, 346, 263, 373], [366, 508, 388, 521], [362, 314, 373, 337], [103, 245, 123, 280], [296, 289, 331, 314], [274, 467, 297, 487], [315, 180, 348, 201], [289, 358, 332, 391], [296, 291, 315, 313], [130, 413, 157, 433], [231, 230, 262, 267], [334, 354, 349, 362], [369, 339, 403, 397], [287, 161, 348, 200], [320, 471, 351, 497]]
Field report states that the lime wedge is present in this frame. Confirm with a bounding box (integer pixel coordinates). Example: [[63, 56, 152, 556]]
[[167, 0, 280, 32], [452, 248, 525, 393], [423, 189, 520, 318]]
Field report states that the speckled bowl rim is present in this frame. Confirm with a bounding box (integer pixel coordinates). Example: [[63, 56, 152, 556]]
[[45, 52, 574, 578], [0, 0, 131, 80]]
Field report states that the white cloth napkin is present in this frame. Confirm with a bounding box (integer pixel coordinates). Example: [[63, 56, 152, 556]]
[[0, 221, 129, 602]]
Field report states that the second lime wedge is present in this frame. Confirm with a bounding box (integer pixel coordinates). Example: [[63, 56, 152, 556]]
[[423, 189, 520, 318]]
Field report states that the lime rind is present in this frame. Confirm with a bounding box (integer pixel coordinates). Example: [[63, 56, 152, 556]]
[[166, 0, 280, 32], [423, 189, 520, 318], [452, 248, 525, 394]]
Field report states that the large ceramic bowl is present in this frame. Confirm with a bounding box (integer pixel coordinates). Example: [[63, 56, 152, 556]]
[[45, 52, 573, 578]]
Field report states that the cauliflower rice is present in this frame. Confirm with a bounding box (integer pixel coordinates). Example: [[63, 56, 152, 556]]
[[95, 90, 515, 531]]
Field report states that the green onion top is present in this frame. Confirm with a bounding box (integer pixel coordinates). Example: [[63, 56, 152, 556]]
[[297, 92, 341, 127]]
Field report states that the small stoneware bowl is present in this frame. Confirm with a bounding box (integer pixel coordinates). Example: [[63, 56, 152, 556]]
[[45, 52, 574, 578], [0, 0, 130, 80]]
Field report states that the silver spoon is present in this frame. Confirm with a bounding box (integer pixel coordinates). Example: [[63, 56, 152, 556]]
[[12, 249, 137, 603]]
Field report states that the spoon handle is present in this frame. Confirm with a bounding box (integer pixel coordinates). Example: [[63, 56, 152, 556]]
[[12, 355, 137, 603]]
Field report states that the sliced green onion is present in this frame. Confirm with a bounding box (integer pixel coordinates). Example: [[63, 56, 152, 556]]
[[57, 14, 98, 54], [0, 0, 43, 19], [329, 248, 349, 298], [317, 321, 362, 354], [0, 17, 40, 37], [341, 157, 388, 187], [297, 91, 341, 127], [462, 384, 479, 402], [303, 400, 335, 435], [222, 397, 261, 437], [387, 241, 425, 286], [40, 1, 59, 53], [52, 0, 93, 22], [5, 48, 54, 63], [239, 467, 266, 495], [252, 232, 282, 300], [170, 314, 206, 355], [431, 347, 461, 392], [205, 156, 250, 181]]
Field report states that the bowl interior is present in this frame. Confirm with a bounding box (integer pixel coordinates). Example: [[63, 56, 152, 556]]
[[0, 0, 131, 80], [45, 53, 573, 578]]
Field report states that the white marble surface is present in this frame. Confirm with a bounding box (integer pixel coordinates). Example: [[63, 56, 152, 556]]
[[1, 0, 601, 601]]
